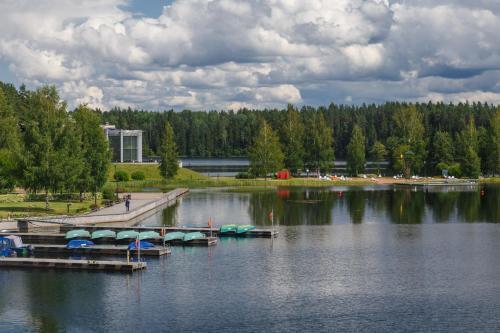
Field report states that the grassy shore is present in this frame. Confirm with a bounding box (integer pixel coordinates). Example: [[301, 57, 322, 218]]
[[104, 163, 377, 192], [0, 194, 95, 219], [105, 163, 500, 192]]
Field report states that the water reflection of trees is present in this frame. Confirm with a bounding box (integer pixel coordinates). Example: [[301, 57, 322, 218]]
[[248, 188, 338, 225], [426, 191, 459, 222], [219, 185, 500, 226], [346, 190, 365, 223], [161, 200, 179, 226], [387, 189, 426, 224]]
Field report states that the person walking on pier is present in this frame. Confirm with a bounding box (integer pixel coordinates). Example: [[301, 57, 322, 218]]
[[125, 197, 130, 212]]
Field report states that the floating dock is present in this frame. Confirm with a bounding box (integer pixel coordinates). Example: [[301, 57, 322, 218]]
[[59, 225, 278, 238], [0, 257, 145, 272], [395, 180, 478, 187], [0, 232, 217, 247], [31, 244, 171, 257]]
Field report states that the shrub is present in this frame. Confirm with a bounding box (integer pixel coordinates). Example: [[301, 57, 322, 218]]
[[448, 163, 462, 177], [102, 187, 115, 200], [235, 172, 255, 179], [131, 171, 146, 180], [113, 170, 129, 182]]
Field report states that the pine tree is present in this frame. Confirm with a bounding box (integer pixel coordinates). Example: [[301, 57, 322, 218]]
[[491, 109, 500, 175], [370, 141, 387, 175], [304, 112, 334, 173], [456, 117, 481, 178], [431, 131, 454, 173], [249, 120, 284, 179], [346, 125, 365, 176], [159, 122, 179, 180], [281, 104, 304, 174], [392, 106, 427, 174]]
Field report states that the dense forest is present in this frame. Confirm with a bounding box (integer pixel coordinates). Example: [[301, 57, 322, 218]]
[[101, 101, 500, 177], [1, 81, 499, 180]]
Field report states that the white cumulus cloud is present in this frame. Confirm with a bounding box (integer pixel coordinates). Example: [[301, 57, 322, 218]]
[[0, 0, 499, 110]]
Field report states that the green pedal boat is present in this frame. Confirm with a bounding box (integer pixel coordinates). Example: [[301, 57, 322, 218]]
[[164, 232, 186, 242], [183, 232, 206, 242], [65, 229, 91, 239], [219, 224, 238, 234], [236, 225, 256, 234]]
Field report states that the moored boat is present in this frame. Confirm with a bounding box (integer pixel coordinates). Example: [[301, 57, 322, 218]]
[[183, 232, 205, 242], [164, 232, 186, 242], [138, 231, 160, 240], [236, 225, 256, 234], [116, 230, 139, 240], [127, 240, 154, 250], [66, 239, 94, 249], [91, 230, 117, 240], [219, 224, 238, 234], [0, 237, 15, 257], [65, 229, 91, 239]]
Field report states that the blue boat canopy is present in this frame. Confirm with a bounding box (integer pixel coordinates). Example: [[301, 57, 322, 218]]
[[128, 240, 154, 250], [66, 239, 95, 249], [0, 237, 15, 257]]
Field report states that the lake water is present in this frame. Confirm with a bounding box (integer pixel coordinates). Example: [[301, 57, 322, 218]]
[[1, 185, 500, 332], [180, 158, 249, 176]]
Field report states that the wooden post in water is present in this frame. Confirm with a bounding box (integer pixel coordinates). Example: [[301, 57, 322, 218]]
[[208, 216, 213, 238], [136, 235, 141, 263], [270, 208, 274, 234]]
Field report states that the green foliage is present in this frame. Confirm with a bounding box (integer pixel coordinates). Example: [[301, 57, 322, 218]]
[[462, 146, 481, 178], [456, 117, 481, 178], [113, 170, 129, 181], [390, 106, 427, 175], [159, 122, 179, 179], [370, 141, 387, 175], [432, 131, 454, 171], [346, 125, 366, 176], [490, 109, 500, 175], [235, 172, 255, 179], [249, 120, 284, 178], [73, 105, 111, 194], [303, 111, 334, 172], [19, 86, 83, 203], [131, 171, 146, 180], [281, 104, 305, 173], [392, 144, 412, 177], [102, 187, 115, 200]]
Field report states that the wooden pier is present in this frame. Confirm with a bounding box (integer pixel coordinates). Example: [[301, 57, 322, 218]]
[[0, 257, 146, 272], [31, 244, 171, 257]]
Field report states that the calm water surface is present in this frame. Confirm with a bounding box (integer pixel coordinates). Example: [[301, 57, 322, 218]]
[[1, 185, 500, 332]]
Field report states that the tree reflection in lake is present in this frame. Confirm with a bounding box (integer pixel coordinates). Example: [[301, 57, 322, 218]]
[[149, 185, 500, 227]]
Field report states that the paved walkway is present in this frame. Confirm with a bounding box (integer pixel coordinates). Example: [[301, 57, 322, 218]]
[[86, 192, 164, 216], [6, 189, 188, 227]]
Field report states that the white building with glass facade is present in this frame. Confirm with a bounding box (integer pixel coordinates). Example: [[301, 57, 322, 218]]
[[103, 125, 142, 163]]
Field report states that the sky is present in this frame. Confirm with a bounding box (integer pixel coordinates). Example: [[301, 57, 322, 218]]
[[0, 0, 499, 111]]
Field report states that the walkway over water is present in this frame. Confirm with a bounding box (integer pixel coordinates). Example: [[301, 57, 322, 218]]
[[17, 188, 188, 228]]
